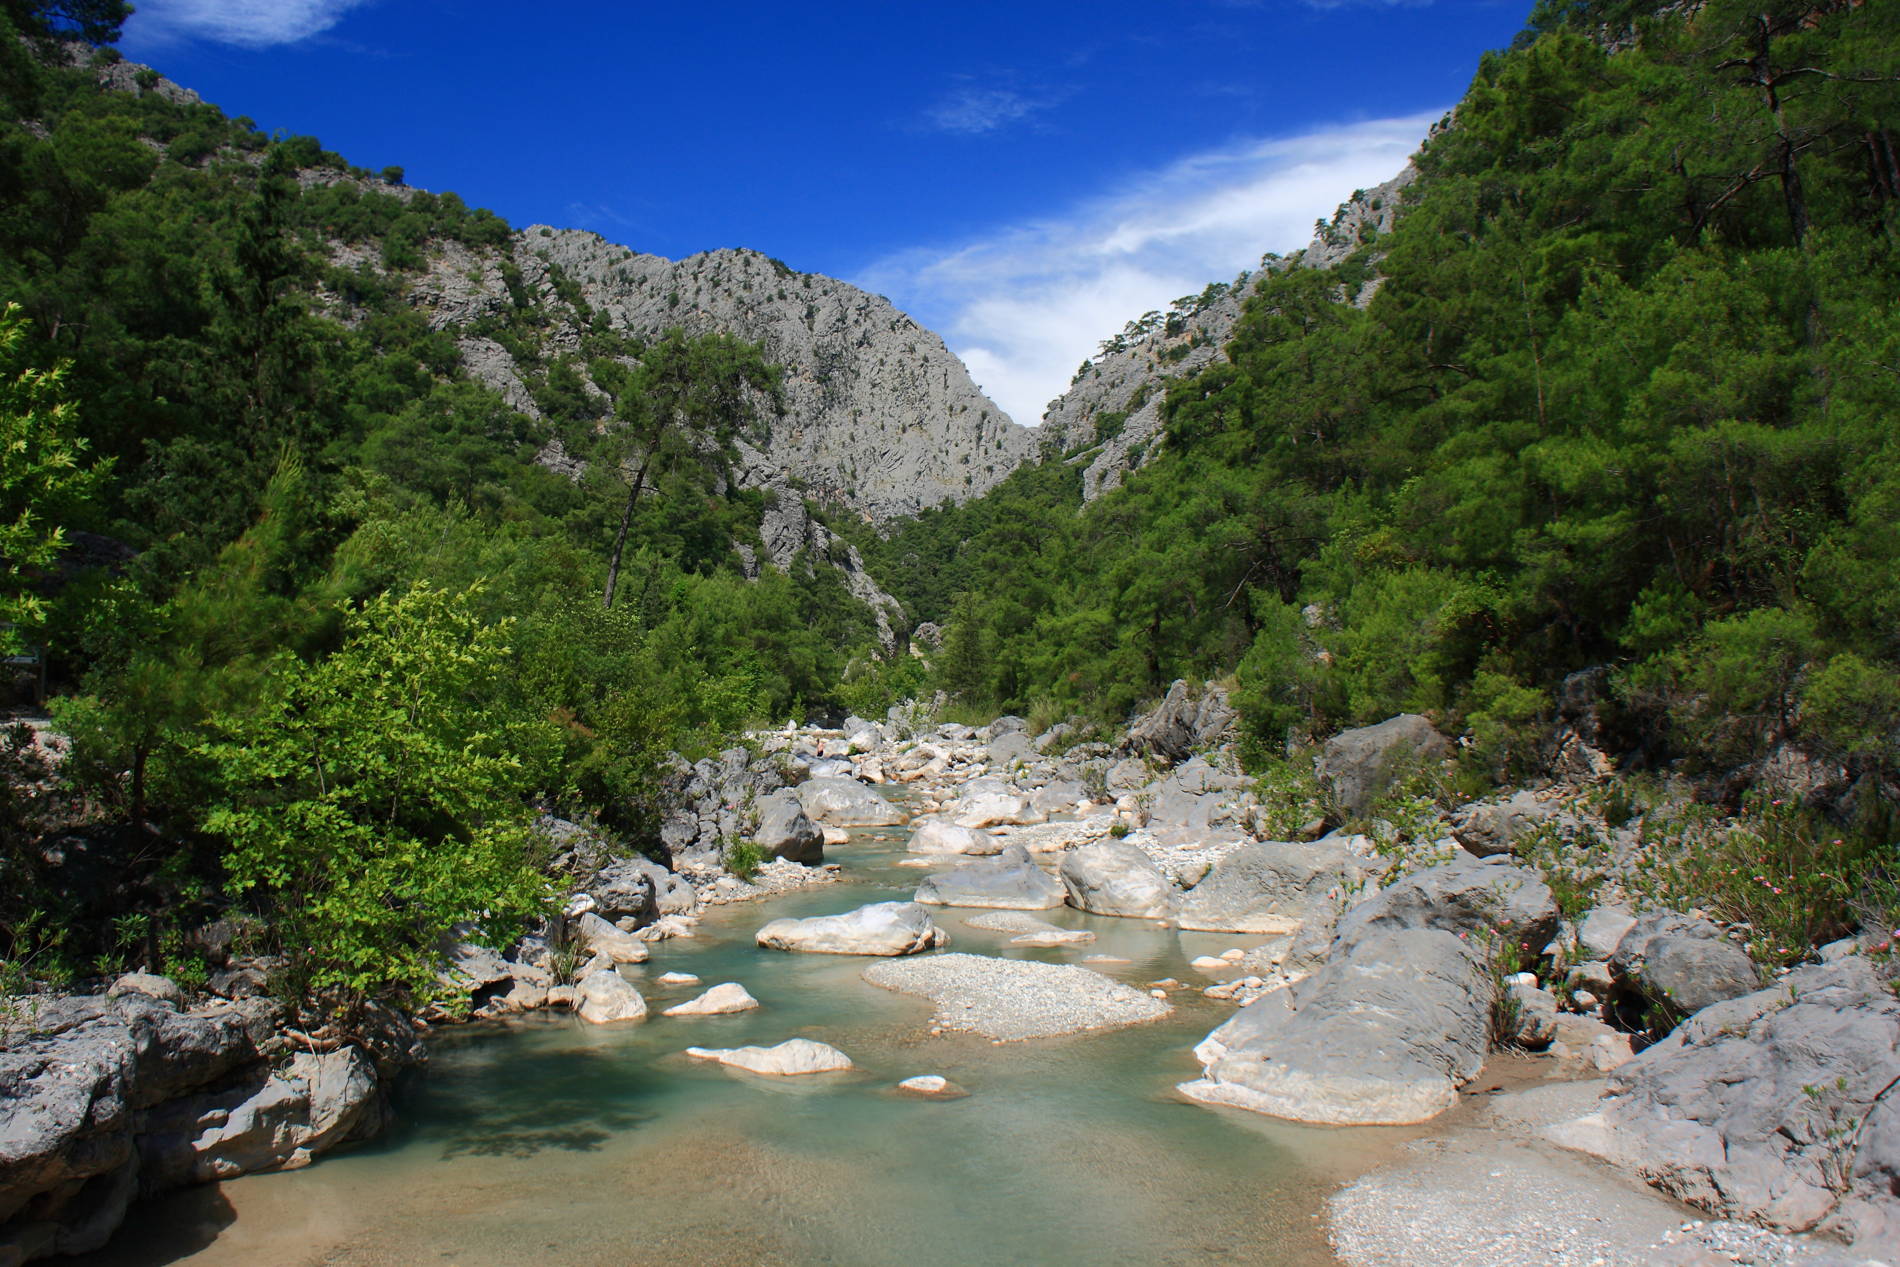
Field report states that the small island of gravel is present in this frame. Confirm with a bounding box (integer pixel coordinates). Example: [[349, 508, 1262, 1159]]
[[861, 952, 1171, 1040]]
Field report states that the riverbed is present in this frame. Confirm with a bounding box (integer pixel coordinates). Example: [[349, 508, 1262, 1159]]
[[82, 819, 1421, 1266]]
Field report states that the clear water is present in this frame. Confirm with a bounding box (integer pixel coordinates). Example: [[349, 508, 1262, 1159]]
[[88, 819, 1412, 1266]]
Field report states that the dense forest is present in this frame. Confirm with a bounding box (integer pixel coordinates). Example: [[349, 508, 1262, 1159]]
[[858, 0, 1900, 816], [0, 2, 886, 1018], [3, 0, 1898, 1028]]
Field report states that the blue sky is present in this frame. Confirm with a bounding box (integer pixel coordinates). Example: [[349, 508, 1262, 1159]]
[[122, 1, 1529, 424]]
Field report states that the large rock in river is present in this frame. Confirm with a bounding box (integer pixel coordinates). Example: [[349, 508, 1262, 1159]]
[[755, 901, 948, 955], [1180, 927, 1491, 1125], [1175, 841, 1360, 934], [753, 789, 823, 863], [0, 993, 287, 1258], [913, 845, 1066, 910], [686, 1038, 854, 1076], [795, 777, 906, 827], [1059, 841, 1176, 920], [1317, 714, 1450, 818], [574, 969, 648, 1023], [138, 1046, 381, 1188], [908, 819, 1002, 856]]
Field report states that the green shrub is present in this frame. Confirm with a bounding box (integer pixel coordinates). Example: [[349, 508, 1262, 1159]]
[[724, 840, 768, 880]]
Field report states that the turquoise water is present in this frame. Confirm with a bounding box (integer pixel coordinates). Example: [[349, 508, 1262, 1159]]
[[88, 821, 1406, 1265]]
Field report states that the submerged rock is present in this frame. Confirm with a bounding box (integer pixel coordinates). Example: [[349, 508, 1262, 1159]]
[[685, 1038, 854, 1076], [661, 983, 761, 1017], [895, 1075, 969, 1099], [755, 901, 948, 956]]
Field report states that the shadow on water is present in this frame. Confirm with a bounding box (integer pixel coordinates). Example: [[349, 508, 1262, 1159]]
[[71, 1187, 236, 1267], [396, 1035, 661, 1160]]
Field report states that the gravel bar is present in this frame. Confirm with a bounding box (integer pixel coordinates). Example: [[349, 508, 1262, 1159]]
[[862, 952, 1170, 1040]]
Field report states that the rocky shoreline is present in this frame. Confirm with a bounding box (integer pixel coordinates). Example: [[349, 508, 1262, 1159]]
[[6, 684, 1898, 1264]]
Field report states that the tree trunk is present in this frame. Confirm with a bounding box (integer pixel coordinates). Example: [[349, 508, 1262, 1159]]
[[601, 455, 652, 610]]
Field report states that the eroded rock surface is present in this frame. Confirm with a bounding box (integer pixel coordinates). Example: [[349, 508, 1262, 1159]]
[[755, 901, 947, 956]]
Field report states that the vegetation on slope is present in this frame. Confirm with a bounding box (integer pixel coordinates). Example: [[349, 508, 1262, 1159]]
[[0, 6, 886, 1025], [866, 0, 1899, 825]]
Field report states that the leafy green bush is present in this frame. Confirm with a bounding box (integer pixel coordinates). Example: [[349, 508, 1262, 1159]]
[[723, 840, 768, 880], [198, 582, 553, 1029]]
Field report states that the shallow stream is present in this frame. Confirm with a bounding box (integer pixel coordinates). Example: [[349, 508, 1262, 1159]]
[[84, 817, 1415, 1265]]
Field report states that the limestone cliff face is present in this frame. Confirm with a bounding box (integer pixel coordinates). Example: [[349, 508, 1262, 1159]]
[[404, 228, 1037, 524], [1039, 165, 1417, 502]]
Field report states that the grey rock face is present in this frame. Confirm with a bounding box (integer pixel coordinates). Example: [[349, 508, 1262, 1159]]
[[586, 859, 658, 923], [1506, 983, 1560, 1049], [755, 901, 948, 956], [1451, 790, 1558, 857], [1554, 958, 1900, 1249], [574, 912, 650, 965], [1059, 842, 1177, 920], [907, 819, 1002, 856], [1317, 714, 1452, 818], [753, 790, 823, 863], [138, 1046, 380, 1188], [1332, 855, 1559, 963], [659, 746, 790, 870], [1576, 906, 1638, 961], [914, 845, 1068, 910], [0, 993, 320, 1259], [1180, 927, 1491, 1125], [947, 788, 1044, 829], [1609, 912, 1761, 1022], [794, 776, 905, 827], [1175, 842, 1358, 934], [417, 230, 1037, 523], [1121, 681, 1237, 765]]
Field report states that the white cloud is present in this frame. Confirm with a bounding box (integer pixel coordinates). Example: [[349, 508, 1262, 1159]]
[[857, 111, 1442, 426], [924, 87, 1052, 136], [125, 0, 374, 49]]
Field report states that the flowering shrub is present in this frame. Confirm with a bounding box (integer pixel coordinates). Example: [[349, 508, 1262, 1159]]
[[1631, 792, 1863, 968]]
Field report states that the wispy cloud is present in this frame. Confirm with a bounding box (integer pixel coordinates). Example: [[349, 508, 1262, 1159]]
[[856, 111, 1439, 426], [921, 80, 1062, 136], [125, 0, 375, 49]]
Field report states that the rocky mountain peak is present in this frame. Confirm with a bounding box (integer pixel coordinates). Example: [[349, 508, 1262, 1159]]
[[1039, 164, 1417, 502], [411, 227, 1040, 524]]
